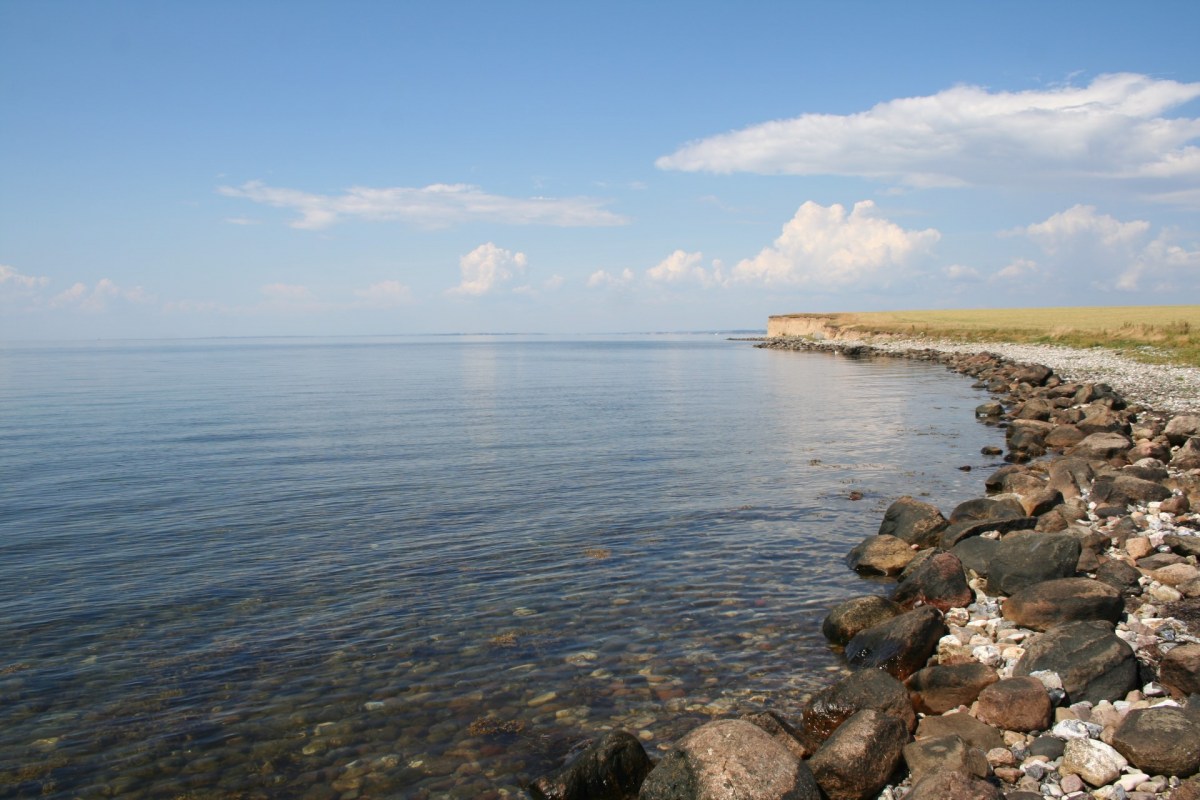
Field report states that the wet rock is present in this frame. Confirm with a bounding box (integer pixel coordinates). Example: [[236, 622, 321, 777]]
[[902, 733, 989, 781], [1159, 643, 1200, 699], [846, 535, 916, 577], [951, 536, 999, 578], [1110, 706, 1200, 777], [939, 516, 1038, 550], [892, 552, 973, 612], [986, 532, 1081, 596], [915, 712, 1005, 752], [906, 769, 1003, 800], [905, 663, 1000, 715], [742, 711, 808, 761], [976, 401, 1004, 418], [877, 496, 949, 548], [984, 465, 1027, 494], [1015, 621, 1139, 705], [949, 497, 1027, 525], [528, 730, 653, 800], [973, 677, 1052, 733], [1069, 432, 1132, 461], [1002, 577, 1124, 630], [1060, 737, 1128, 787], [808, 710, 908, 800], [799, 669, 916, 750], [821, 596, 905, 646], [638, 719, 821, 800], [844, 606, 948, 681]]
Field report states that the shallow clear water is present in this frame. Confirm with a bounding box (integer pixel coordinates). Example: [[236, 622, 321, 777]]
[[0, 335, 1003, 798]]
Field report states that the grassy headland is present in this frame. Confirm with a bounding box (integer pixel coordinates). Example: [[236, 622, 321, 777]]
[[770, 306, 1200, 366]]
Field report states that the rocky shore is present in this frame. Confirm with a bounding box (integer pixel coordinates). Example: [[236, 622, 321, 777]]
[[526, 337, 1200, 800]]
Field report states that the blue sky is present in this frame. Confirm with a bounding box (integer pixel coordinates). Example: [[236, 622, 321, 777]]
[[2, 1, 1199, 339]]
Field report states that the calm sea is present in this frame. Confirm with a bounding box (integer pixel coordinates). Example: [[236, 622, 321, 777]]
[[0, 335, 1002, 798]]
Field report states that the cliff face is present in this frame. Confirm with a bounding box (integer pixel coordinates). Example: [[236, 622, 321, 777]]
[[767, 314, 863, 339]]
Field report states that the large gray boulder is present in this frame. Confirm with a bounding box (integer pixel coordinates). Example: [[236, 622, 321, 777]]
[[986, 532, 1081, 596], [1014, 620, 1138, 704], [638, 719, 821, 800], [1111, 706, 1200, 778], [905, 662, 999, 715], [821, 595, 905, 646], [1001, 577, 1124, 631], [877, 496, 948, 548]]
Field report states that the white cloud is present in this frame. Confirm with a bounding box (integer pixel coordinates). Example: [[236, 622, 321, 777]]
[[354, 280, 413, 307], [218, 180, 628, 230], [732, 200, 940, 288], [50, 279, 152, 311], [543, 274, 565, 291], [995, 258, 1039, 280], [587, 268, 635, 288], [0, 264, 50, 291], [1017, 205, 1200, 291], [943, 264, 982, 281], [657, 73, 1200, 199], [647, 250, 704, 282], [449, 243, 528, 296]]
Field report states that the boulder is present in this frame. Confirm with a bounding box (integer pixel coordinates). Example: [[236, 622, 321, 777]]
[[807, 710, 908, 800], [1047, 458, 1096, 499], [905, 663, 1000, 715], [972, 677, 1052, 732], [902, 734, 989, 781], [844, 606, 948, 681], [975, 401, 1003, 418], [1014, 620, 1138, 704], [948, 496, 1027, 525], [892, 552, 973, 612], [1077, 407, 1127, 436], [1021, 488, 1063, 517], [846, 535, 915, 577], [1060, 737, 1128, 787], [983, 465, 1026, 494], [1165, 534, 1200, 559], [821, 595, 905, 646], [1090, 474, 1173, 506], [1166, 414, 1200, 446], [1069, 432, 1132, 461], [906, 770, 1003, 800], [877, 496, 949, 548], [529, 730, 653, 800], [1110, 706, 1200, 777], [1159, 643, 1200, 699], [799, 669, 915, 750], [986, 532, 1081, 596], [1095, 559, 1143, 594], [1173, 438, 1200, 470], [1013, 364, 1053, 386], [638, 719, 821, 800], [915, 712, 1005, 752], [1015, 397, 1054, 421], [938, 516, 1037, 550], [1001, 577, 1124, 630], [1044, 425, 1085, 449], [951, 537, 998, 578], [742, 711, 808, 761]]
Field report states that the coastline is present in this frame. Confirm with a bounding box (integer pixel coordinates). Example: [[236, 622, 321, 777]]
[[531, 336, 1200, 800]]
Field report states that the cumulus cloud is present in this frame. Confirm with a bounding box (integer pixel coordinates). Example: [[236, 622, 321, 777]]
[[646, 250, 705, 282], [943, 264, 982, 281], [995, 258, 1039, 280], [50, 279, 152, 311], [1016, 205, 1200, 291], [218, 180, 628, 229], [0, 264, 50, 291], [586, 268, 635, 288], [449, 243, 528, 296], [731, 200, 940, 288], [657, 73, 1200, 199], [354, 280, 413, 307]]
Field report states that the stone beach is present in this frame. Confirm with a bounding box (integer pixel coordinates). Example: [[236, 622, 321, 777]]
[[529, 335, 1200, 800]]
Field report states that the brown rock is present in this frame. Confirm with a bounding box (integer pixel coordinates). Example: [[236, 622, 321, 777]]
[[892, 552, 973, 612], [821, 595, 905, 646], [906, 770, 1003, 800], [916, 712, 1005, 752], [1015, 621, 1139, 705], [1045, 425, 1086, 449], [742, 711, 808, 760], [1070, 432, 1133, 461], [877, 496, 949, 548], [1159, 643, 1200, 699], [973, 677, 1052, 732], [902, 734, 989, 781], [906, 663, 1000, 715], [844, 606, 948, 681], [1166, 415, 1200, 446], [1002, 577, 1124, 631], [529, 730, 653, 800], [846, 535, 915, 577], [799, 669, 916, 750], [1110, 706, 1200, 777], [808, 710, 908, 800]]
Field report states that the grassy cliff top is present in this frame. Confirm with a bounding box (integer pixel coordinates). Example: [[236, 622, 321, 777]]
[[773, 306, 1200, 366]]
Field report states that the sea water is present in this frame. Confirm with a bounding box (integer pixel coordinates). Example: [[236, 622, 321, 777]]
[[0, 335, 1003, 798]]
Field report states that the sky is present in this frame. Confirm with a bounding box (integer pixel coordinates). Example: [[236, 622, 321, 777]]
[[2, 1, 1199, 340]]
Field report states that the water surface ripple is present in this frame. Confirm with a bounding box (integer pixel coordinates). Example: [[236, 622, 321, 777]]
[[0, 336, 1002, 798]]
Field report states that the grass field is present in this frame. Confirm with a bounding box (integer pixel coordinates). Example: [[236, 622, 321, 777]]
[[774, 306, 1200, 366]]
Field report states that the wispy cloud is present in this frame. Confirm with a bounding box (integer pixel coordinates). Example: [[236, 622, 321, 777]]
[[586, 268, 635, 289], [657, 73, 1200, 200], [218, 180, 629, 229], [448, 243, 528, 296], [50, 279, 152, 311], [0, 264, 50, 291], [354, 280, 413, 308], [731, 200, 940, 288]]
